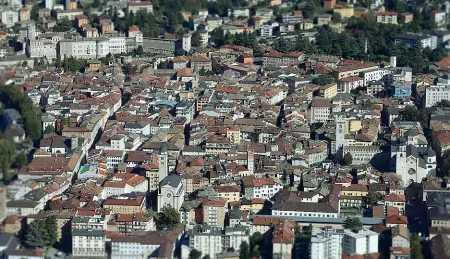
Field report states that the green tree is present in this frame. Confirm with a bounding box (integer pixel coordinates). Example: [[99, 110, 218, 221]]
[[189, 249, 202, 259], [191, 30, 202, 47], [410, 233, 424, 259], [44, 216, 58, 246], [302, 2, 315, 19], [440, 150, 450, 177], [272, 37, 292, 53], [366, 191, 384, 205], [0, 85, 42, 141], [14, 153, 28, 169], [157, 205, 180, 229], [63, 55, 68, 71], [24, 220, 44, 249], [297, 173, 304, 192], [434, 100, 450, 108], [332, 12, 342, 23], [201, 256, 210, 259], [312, 74, 335, 86], [343, 217, 362, 229], [0, 137, 15, 175], [342, 152, 353, 166], [56, 55, 62, 68], [403, 106, 428, 129], [92, 0, 101, 8], [44, 125, 56, 134], [239, 241, 250, 259], [53, 18, 73, 32], [136, 45, 144, 56], [249, 232, 263, 257]]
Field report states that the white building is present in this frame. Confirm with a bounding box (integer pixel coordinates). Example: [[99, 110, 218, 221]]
[[56, 9, 83, 20], [271, 202, 339, 218], [45, 0, 54, 9], [310, 228, 378, 259], [259, 25, 273, 37], [310, 100, 340, 123], [103, 173, 148, 199], [425, 77, 450, 107], [345, 146, 381, 165], [182, 33, 191, 53], [58, 38, 97, 59], [1, 10, 18, 28], [72, 229, 106, 258], [395, 33, 438, 50], [391, 130, 437, 184], [58, 36, 126, 59], [189, 225, 250, 259], [157, 174, 185, 212], [360, 68, 392, 86], [243, 178, 283, 200], [27, 33, 62, 58]]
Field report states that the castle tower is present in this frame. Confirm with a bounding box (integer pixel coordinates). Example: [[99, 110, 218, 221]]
[[395, 136, 407, 179], [335, 114, 346, 158], [247, 150, 254, 174], [182, 33, 191, 53], [27, 22, 36, 40], [158, 144, 168, 180]]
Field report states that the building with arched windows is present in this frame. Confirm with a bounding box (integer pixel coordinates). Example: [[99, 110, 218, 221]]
[[391, 129, 437, 184]]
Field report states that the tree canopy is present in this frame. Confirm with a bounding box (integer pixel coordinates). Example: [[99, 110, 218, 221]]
[[312, 74, 335, 86], [157, 205, 180, 229], [239, 241, 251, 259], [343, 217, 362, 229], [342, 152, 353, 166], [0, 85, 42, 141], [189, 249, 202, 259]]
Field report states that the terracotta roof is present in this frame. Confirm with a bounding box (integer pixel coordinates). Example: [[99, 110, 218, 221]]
[[384, 215, 408, 224], [385, 194, 406, 202], [342, 184, 368, 192], [104, 195, 145, 206]]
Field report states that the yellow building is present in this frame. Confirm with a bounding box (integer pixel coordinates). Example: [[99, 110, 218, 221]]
[[340, 184, 368, 197], [86, 60, 101, 71], [215, 185, 240, 202], [196, 94, 211, 112], [103, 194, 146, 214], [332, 62, 379, 80], [319, 83, 338, 99], [333, 5, 354, 18], [201, 199, 226, 227], [3, 216, 22, 234], [300, 20, 314, 30], [348, 120, 362, 132], [101, 22, 114, 33], [19, 8, 30, 21], [226, 127, 241, 144], [66, 0, 77, 9], [355, 8, 369, 17]]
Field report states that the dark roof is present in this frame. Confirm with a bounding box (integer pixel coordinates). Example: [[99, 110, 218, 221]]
[[0, 233, 14, 247], [5, 124, 25, 137], [6, 200, 39, 208], [160, 174, 183, 188]]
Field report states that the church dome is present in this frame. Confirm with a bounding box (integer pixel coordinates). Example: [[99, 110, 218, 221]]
[[426, 147, 436, 157], [398, 136, 407, 145]]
